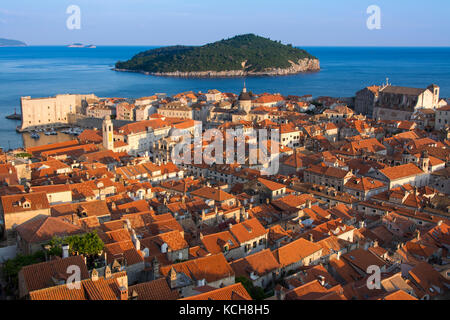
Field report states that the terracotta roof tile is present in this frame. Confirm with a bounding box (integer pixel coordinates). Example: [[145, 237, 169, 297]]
[[181, 283, 251, 300]]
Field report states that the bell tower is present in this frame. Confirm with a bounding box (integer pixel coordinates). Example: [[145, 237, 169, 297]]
[[427, 84, 440, 108], [419, 150, 430, 173], [103, 115, 114, 150], [238, 82, 252, 114]]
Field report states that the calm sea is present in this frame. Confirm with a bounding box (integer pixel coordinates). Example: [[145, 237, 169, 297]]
[[1, 46, 450, 150]]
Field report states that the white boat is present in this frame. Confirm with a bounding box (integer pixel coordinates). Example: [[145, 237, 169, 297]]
[[31, 132, 40, 139]]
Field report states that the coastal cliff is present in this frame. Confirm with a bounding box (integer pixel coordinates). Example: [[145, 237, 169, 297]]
[[115, 58, 320, 78]]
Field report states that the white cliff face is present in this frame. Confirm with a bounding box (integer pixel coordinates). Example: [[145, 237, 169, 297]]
[[114, 58, 320, 78]]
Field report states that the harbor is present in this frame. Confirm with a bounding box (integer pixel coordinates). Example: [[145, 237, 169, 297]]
[[22, 127, 82, 149]]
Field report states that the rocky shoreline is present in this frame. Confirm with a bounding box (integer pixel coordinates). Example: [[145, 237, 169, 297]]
[[113, 58, 320, 78]]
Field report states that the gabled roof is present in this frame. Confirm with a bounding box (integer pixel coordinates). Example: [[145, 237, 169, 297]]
[[1, 191, 50, 214], [51, 200, 111, 218], [408, 262, 449, 297], [230, 249, 280, 278], [16, 216, 84, 243], [191, 186, 235, 202], [142, 230, 189, 252], [20, 256, 89, 294], [129, 278, 179, 300], [342, 248, 388, 271], [305, 164, 352, 179], [273, 238, 322, 268], [29, 271, 127, 300], [379, 163, 424, 181], [381, 85, 427, 96], [201, 231, 239, 255], [229, 218, 267, 244], [344, 177, 386, 191], [285, 280, 345, 300], [381, 290, 418, 300], [181, 283, 252, 300], [104, 240, 144, 265], [160, 253, 234, 284], [256, 177, 286, 191]]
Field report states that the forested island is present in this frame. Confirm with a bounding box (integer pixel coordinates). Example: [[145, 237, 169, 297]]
[[0, 38, 27, 47], [114, 34, 320, 77]]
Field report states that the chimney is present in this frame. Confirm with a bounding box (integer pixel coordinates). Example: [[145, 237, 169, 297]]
[[201, 209, 206, 220], [91, 269, 99, 281], [306, 200, 312, 209], [105, 265, 112, 279], [275, 285, 286, 301], [152, 257, 160, 279], [308, 233, 314, 242], [62, 244, 70, 258], [336, 251, 341, 260], [240, 207, 246, 220], [318, 275, 326, 287], [72, 213, 79, 225], [134, 237, 141, 251], [119, 286, 128, 300], [168, 267, 177, 289]]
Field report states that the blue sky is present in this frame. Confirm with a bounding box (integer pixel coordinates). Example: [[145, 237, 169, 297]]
[[1, 0, 449, 46]]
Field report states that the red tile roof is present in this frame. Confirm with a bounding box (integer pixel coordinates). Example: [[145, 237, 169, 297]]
[[16, 216, 84, 243], [181, 283, 252, 300], [20, 256, 89, 294], [229, 218, 268, 244], [273, 238, 322, 268]]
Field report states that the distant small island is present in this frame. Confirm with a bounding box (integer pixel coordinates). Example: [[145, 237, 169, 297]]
[[0, 38, 27, 47], [67, 43, 96, 48], [114, 34, 320, 77]]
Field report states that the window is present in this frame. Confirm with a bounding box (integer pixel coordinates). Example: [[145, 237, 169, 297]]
[[253, 241, 257, 248]]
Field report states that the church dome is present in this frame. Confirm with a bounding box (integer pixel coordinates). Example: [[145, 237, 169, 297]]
[[239, 91, 252, 101]]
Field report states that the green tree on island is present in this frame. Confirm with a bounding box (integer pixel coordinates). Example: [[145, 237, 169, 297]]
[[116, 34, 317, 74]]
